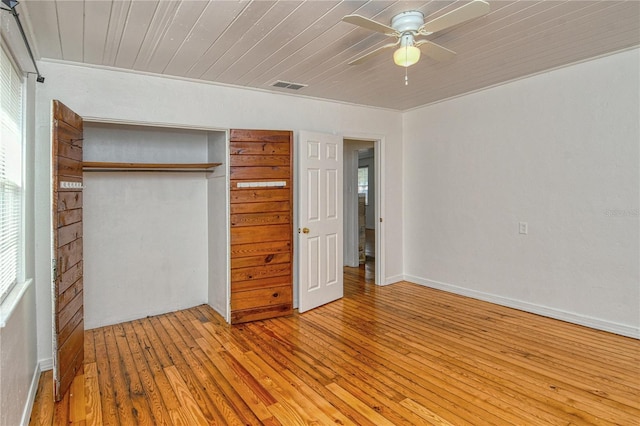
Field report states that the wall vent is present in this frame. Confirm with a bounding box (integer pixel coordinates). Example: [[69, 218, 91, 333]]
[[271, 80, 307, 90]]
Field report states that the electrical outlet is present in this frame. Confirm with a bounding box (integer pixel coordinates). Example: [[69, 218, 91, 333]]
[[519, 222, 528, 235]]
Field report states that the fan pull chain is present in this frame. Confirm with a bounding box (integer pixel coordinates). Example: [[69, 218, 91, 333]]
[[404, 44, 409, 85]]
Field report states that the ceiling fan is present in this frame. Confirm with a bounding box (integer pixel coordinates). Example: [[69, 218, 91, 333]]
[[343, 0, 490, 67]]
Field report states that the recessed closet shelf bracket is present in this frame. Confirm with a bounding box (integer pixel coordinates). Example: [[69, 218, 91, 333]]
[[82, 161, 222, 172]]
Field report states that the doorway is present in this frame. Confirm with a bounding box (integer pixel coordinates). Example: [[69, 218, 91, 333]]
[[343, 138, 381, 285]]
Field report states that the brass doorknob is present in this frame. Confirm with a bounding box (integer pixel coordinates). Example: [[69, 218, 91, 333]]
[[302, 227, 310, 234]]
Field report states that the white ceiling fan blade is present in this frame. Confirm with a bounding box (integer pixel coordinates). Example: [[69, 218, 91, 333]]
[[342, 14, 398, 35], [419, 0, 490, 35], [348, 42, 399, 65], [415, 40, 456, 62]]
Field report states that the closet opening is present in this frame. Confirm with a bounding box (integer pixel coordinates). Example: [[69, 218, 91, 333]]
[[81, 121, 229, 328]]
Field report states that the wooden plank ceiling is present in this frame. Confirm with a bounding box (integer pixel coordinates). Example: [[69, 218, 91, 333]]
[[11, 0, 640, 110]]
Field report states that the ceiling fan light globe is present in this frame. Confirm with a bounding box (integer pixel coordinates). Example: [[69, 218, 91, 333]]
[[394, 45, 421, 67]]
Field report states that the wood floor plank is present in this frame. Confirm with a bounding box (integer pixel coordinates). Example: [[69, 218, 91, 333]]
[[242, 349, 345, 425], [52, 382, 69, 425], [92, 328, 119, 425], [392, 283, 639, 365], [265, 312, 480, 424], [163, 366, 209, 425], [241, 320, 338, 385], [113, 323, 156, 425], [83, 328, 96, 364], [103, 325, 141, 424], [150, 316, 222, 423], [235, 320, 406, 425], [68, 373, 85, 424], [129, 319, 182, 413], [29, 263, 640, 425], [139, 316, 173, 368], [262, 318, 433, 425], [291, 316, 498, 425], [326, 382, 396, 426], [400, 398, 455, 426], [167, 308, 257, 425], [83, 363, 102, 426], [155, 314, 244, 425], [388, 285, 639, 389], [29, 369, 54, 426], [192, 337, 267, 423], [266, 401, 308, 426], [330, 287, 640, 424], [383, 327, 636, 424], [177, 310, 270, 424], [197, 332, 277, 410], [317, 298, 618, 424], [120, 321, 172, 426], [166, 408, 193, 426], [279, 369, 357, 426]]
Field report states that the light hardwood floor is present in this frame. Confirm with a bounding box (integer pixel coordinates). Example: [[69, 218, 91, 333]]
[[30, 266, 640, 425]]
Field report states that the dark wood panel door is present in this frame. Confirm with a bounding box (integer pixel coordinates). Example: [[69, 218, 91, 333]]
[[229, 129, 293, 323], [52, 100, 84, 401]]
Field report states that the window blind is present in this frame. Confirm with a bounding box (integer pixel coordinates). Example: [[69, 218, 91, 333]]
[[0, 46, 23, 303]]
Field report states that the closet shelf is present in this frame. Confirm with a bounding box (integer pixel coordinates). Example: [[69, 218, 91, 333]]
[[82, 162, 222, 172]]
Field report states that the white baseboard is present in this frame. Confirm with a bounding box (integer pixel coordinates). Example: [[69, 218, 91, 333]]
[[383, 274, 404, 286], [404, 274, 639, 339], [20, 362, 42, 426], [39, 358, 53, 371]]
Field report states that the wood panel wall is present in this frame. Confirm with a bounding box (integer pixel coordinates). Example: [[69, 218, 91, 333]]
[[229, 130, 293, 323], [52, 100, 84, 401]]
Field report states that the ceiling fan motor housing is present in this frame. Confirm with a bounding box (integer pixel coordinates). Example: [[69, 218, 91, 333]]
[[391, 11, 425, 34]]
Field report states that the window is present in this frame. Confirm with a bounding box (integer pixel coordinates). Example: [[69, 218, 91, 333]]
[[358, 166, 368, 205], [0, 45, 24, 304]]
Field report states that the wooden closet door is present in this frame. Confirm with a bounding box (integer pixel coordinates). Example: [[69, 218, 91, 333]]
[[52, 100, 84, 401], [229, 129, 293, 323]]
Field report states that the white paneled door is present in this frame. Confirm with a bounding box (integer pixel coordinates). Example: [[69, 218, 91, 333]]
[[298, 131, 343, 313]]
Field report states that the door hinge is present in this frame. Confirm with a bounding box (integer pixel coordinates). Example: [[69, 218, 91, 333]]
[[52, 258, 58, 281], [379, 217, 383, 223]]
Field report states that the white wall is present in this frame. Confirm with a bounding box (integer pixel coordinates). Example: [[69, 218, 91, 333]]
[[0, 284, 38, 425], [34, 61, 404, 362], [206, 131, 229, 320], [403, 48, 640, 338], [0, 74, 39, 426]]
